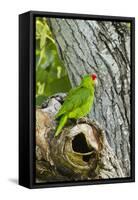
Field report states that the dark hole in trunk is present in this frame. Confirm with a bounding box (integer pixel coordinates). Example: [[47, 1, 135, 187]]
[[83, 155, 91, 162], [72, 133, 91, 153]]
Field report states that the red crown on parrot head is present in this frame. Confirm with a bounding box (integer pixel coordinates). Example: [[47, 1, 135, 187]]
[[91, 73, 97, 80]]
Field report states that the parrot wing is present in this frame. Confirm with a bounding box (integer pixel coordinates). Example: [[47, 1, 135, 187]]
[[55, 87, 91, 118]]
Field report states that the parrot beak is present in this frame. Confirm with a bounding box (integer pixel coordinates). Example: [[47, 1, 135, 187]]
[[94, 79, 98, 87]]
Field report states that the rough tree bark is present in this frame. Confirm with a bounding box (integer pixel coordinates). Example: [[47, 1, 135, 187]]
[[48, 19, 131, 176]]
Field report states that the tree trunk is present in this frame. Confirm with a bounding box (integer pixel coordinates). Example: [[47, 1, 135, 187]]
[[49, 19, 131, 176], [36, 94, 124, 182]]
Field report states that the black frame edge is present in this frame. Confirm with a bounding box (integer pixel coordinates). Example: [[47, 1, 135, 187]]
[[29, 10, 135, 21], [19, 12, 31, 188], [130, 17, 135, 182], [19, 11, 135, 189]]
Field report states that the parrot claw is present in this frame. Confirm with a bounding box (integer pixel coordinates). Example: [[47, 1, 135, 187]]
[[76, 117, 89, 124]]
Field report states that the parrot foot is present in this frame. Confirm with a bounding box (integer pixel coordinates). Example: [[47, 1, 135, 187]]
[[76, 117, 89, 124]]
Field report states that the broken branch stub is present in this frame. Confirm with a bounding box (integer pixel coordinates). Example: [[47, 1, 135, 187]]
[[36, 93, 124, 182]]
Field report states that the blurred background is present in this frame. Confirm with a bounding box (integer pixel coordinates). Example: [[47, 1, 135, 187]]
[[36, 17, 71, 105]]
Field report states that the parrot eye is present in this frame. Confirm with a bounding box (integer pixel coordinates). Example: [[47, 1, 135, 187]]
[[91, 74, 97, 80]]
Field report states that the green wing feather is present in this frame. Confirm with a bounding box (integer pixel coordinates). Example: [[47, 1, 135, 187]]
[[55, 87, 91, 118]]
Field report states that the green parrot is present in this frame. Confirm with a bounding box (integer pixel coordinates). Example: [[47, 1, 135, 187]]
[[55, 74, 97, 136]]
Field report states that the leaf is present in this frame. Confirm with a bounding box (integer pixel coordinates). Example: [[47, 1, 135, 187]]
[[57, 66, 62, 79], [36, 20, 44, 38], [36, 95, 47, 106], [37, 46, 47, 68], [40, 29, 46, 49], [45, 75, 71, 96], [36, 82, 45, 96], [36, 67, 48, 84]]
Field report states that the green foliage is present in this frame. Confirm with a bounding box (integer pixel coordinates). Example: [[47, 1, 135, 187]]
[[36, 17, 71, 105]]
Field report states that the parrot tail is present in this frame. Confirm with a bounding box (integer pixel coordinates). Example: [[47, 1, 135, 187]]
[[55, 115, 68, 137]]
